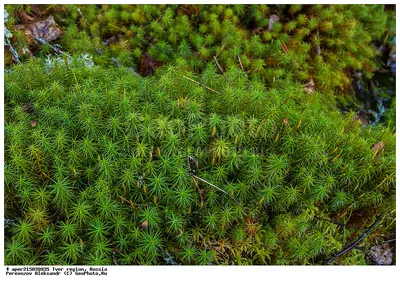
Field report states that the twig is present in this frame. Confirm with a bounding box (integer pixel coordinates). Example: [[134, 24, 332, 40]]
[[315, 216, 362, 230], [30, 34, 64, 54], [215, 34, 230, 58], [186, 156, 203, 206], [182, 75, 221, 94], [192, 177, 204, 208], [187, 156, 242, 209], [325, 213, 385, 264], [191, 175, 242, 207], [214, 56, 233, 86], [365, 251, 379, 265], [353, 246, 379, 265], [375, 172, 395, 190], [237, 55, 248, 78], [354, 247, 379, 265]]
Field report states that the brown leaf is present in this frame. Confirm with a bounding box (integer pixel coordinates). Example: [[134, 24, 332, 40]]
[[141, 220, 148, 230], [102, 35, 119, 46], [22, 103, 33, 113], [370, 243, 392, 265], [140, 53, 164, 76], [14, 15, 62, 48], [28, 5, 45, 17], [18, 10, 37, 24], [303, 78, 315, 94], [18, 4, 45, 23]]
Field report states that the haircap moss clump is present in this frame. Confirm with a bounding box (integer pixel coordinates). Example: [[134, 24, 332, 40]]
[[4, 57, 395, 265], [6, 4, 394, 96]]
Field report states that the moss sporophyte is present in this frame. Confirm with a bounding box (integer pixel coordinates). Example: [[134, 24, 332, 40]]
[[4, 55, 395, 265]]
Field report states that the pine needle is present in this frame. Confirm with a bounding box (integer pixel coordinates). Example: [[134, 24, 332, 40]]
[[214, 56, 232, 86], [182, 75, 221, 95]]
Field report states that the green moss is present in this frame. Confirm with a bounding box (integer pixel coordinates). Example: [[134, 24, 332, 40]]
[[5, 4, 394, 97], [4, 57, 395, 265]]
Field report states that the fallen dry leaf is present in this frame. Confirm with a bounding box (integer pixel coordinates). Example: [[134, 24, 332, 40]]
[[373, 141, 385, 153], [303, 78, 315, 94], [140, 53, 164, 76], [17, 5, 45, 24], [141, 220, 148, 230], [370, 243, 392, 265], [102, 35, 120, 46], [28, 4, 45, 17], [14, 15, 62, 49], [18, 10, 37, 24]]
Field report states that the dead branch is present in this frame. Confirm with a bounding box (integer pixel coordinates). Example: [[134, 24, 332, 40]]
[[237, 55, 248, 78], [182, 75, 221, 94], [325, 213, 385, 264], [214, 56, 233, 86]]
